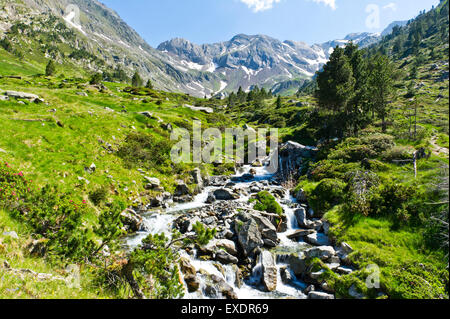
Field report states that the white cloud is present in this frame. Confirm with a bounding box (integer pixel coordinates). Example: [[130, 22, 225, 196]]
[[239, 0, 281, 12], [312, 0, 337, 10], [383, 2, 397, 11]]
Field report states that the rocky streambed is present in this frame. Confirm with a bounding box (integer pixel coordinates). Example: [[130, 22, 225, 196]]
[[126, 163, 355, 300]]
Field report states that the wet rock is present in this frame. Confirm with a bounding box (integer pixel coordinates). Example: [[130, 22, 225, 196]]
[[213, 188, 239, 200], [190, 168, 203, 190], [250, 213, 279, 246], [174, 180, 190, 197], [305, 246, 336, 261], [206, 192, 216, 204], [286, 229, 315, 241], [215, 250, 238, 264], [349, 284, 365, 299], [179, 257, 196, 276], [294, 208, 312, 228], [259, 250, 277, 292], [210, 274, 238, 299], [295, 188, 307, 202], [305, 232, 330, 246], [215, 239, 238, 256], [280, 266, 293, 285], [120, 209, 143, 232], [184, 274, 200, 292], [207, 176, 229, 187], [235, 216, 264, 257], [204, 285, 218, 298], [307, 291, 335, 299]]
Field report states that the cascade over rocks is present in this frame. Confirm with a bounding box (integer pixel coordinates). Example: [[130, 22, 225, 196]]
[[128, 143, 357, 299]]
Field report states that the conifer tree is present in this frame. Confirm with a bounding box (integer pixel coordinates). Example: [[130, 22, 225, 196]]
[[45, 60, 56, 76], [132, 71, 143, 87]]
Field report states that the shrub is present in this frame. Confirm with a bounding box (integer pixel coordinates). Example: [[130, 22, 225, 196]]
[[310, 160, 361, 181], [252, 191, 283, 217], [381, 146, 414, 162], [308, 178, 346, 216], [90, 72, 103, 85], [117, 133, 173, 170], [89, 185, 109, 206]]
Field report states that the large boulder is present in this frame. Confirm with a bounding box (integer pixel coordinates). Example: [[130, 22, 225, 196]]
[[215, 239, 238, 256], [295, 188, 307, 203], [5, 90, 40, 102], [209, 274, 238, 299], [305, 246, 336, 261], [286, 229, 315, 241], [190, 168, 203, 190], [305, 232, 330, 246], [259, 250, 277, 292], [213, 188, 239, 200], [294, 208, 312, 228], [207, 176, 229, 187], [174, 180, 190, 197], [184, 274, 200, 292], [215, 250, 238, 264], [179, 257, 196, 276], [277, 253, 307, 276], [120, 209, 143, 232], [235, 216, 264, 257], [250, 213, 279, 246]]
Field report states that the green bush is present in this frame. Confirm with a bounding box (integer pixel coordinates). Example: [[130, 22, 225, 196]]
[[117, 133, 173, 170], [310, 160, 361, 181], [308, 179, 346, 216], [252, 191, 283, 217], [381, 146, 414, 162], [89, 185, 109, 206]]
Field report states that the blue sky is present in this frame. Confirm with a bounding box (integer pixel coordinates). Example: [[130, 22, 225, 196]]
[[101, 0, 440, 46]]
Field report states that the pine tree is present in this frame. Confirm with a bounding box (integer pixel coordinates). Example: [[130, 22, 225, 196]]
[[316, 46, 355, 117], [45, 60, 56, 76], [276, 95, 282, 109], [368, 54, 396, 133], [90, 72, 103, 85], [132, 71, 143, 87], [145, 79, 153, 89]]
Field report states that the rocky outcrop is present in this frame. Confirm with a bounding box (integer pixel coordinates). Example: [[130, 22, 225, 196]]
[[259, 250, 277, 292], [235, 215, 264, 257]]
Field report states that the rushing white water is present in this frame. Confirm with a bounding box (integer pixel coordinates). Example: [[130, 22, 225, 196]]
[[127, 163, 311, 299]]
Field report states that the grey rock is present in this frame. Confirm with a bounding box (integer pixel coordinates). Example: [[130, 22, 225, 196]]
[[215, 250, 238, 264], [307, 291, 335, 299], [305, 246, 336, 261], [213, 188, 239, 200], [259, 250, 277, 292], [305, 232, 330, 246]]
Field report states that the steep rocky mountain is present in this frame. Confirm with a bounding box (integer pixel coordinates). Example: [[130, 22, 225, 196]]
[[0, 0, 410, 97], [0, 0, 225, 95], [157, 32, 384, 95]]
